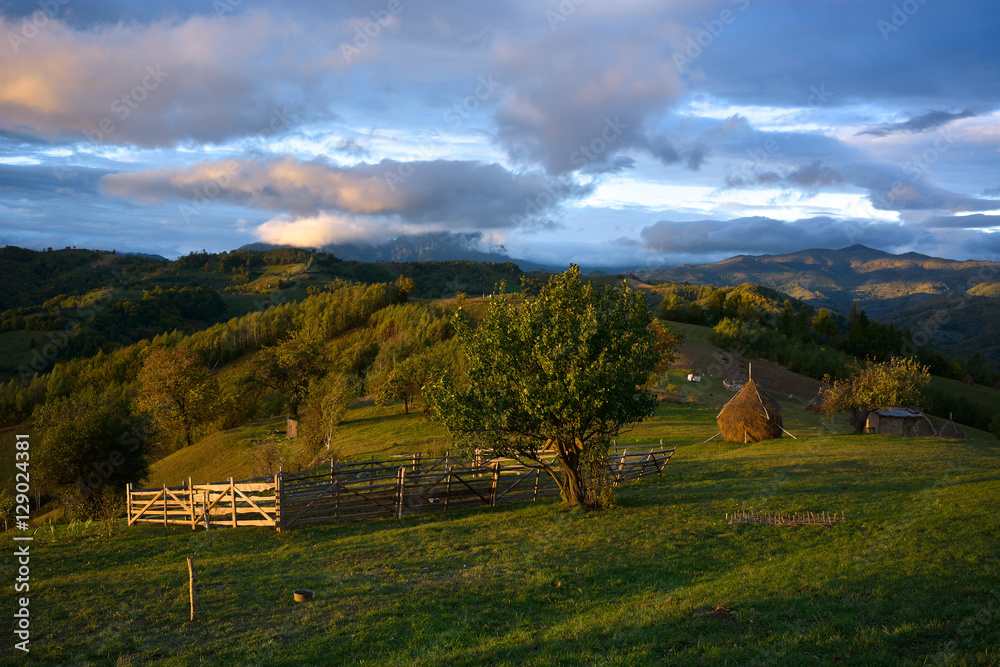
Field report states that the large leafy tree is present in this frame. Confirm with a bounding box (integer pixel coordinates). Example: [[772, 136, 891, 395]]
[[821, 356, 931, 432], [257, 331, 328, 418], [428, 265, 676, 509], [136, 346, 216, 447], [34, 385, 150, 517]]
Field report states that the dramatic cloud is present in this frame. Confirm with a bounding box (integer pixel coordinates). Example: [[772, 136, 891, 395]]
[[858, 110, 977, 137], [0, 13, 325, 147], [492, 28, 685, 174], [1, 0, 998, 263], [100, 156, 591, 244]]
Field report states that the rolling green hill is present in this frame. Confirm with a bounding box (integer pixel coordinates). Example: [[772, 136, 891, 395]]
[[638, 245, 1000, 364]]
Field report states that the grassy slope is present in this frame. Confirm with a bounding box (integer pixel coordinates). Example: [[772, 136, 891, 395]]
[[3, 412, 998, 665], [144, 317, 995, 488], [145, 402, 454, 488]]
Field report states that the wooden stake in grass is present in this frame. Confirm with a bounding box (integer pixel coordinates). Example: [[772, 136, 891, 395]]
[[187, 556, 196, 622]]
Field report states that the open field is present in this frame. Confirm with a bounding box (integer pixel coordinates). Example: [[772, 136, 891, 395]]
[[3, 415, 998, 665]]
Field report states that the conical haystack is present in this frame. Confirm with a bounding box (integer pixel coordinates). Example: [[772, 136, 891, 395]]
[[717, 378, 783, 442], [936, 419, 965, 439]]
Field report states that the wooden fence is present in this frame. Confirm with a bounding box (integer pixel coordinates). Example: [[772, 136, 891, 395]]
[[127, 446, 675, 531]]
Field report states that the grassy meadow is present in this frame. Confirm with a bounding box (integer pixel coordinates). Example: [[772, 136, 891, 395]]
[[3, 400, 999, 665]]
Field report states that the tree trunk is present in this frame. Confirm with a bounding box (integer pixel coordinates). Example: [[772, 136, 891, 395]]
[[851, 408, 867, 433], [553, 442, 586, 507]]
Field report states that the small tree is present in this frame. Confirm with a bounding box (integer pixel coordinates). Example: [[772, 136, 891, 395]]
[[821, 356, 931, 432], [369, 355, 422, 414], [428, 266, 676, 509], [137, 347, 216, 447], [34, 386, 150, 519], [257, 331, 327, 418], [394, 275, 416, 302]]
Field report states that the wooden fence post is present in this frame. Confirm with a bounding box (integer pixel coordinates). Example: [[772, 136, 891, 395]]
[[163, 484, 168, 527], [203, 490, 210, 530], [275, 472, 283, 532], [126, 484, 132, 525], [617, 449, 628, 486], [187, 556, 196, 622], [188, 477, 195, 530], [230, 477, 237, 527], [395, 466, 406, 519], [332, 463, 340, 522], [490, 462, 500, 506], [444, 466, 452, 513]]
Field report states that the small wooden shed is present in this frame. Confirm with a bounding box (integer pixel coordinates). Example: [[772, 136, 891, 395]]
[[864, 408, 935, 437]]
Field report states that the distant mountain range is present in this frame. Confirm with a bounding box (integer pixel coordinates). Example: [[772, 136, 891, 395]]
[[637, 244, 1000, 363], [240, 232, 557, 272]]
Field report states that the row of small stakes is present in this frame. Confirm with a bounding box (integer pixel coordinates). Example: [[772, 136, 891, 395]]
[[726, 510, 845, 526]]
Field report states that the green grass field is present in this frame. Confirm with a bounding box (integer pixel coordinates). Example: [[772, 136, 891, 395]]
[[3, 401, 998, 665]]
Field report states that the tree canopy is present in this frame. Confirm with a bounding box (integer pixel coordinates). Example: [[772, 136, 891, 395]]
[[136, 346, 216, 447], [34, 386, 150, 517], [428, 265, 678, 508], [821, 356, 931, 432]]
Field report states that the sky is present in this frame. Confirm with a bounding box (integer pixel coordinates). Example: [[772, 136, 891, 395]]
[[0, 0, 998, 268]]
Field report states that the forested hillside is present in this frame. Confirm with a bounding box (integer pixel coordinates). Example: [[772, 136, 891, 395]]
[[3, 245, 999, 526]]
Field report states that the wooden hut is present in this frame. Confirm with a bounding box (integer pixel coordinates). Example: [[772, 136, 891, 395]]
[[717, 378, 783, 443], [864, 408, 935, 437]]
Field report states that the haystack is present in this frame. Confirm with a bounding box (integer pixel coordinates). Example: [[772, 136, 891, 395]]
[[803, 394, 824, 414], [717, 378, 783, 443], [936, 419, 965, 439]]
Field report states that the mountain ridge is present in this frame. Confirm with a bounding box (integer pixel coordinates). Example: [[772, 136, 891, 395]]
[[639, 244, 1000, 364], [639, 244, 1000, 314]]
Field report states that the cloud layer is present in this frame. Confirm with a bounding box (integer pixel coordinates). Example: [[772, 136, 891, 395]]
[[0, 0, 998, 263]]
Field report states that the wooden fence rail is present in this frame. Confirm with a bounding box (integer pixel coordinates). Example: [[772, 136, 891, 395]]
[[127, 446, 675, 531]]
